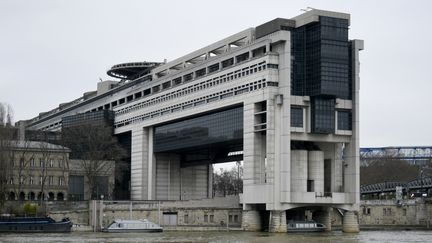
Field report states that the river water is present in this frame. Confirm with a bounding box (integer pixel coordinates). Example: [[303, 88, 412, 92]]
[[0, 231, 431, 242]]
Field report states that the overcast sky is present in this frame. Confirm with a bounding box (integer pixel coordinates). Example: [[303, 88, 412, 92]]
[[1, 0, 431, 147]]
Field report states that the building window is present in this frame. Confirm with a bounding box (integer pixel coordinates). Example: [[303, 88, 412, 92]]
[[234, 215, 239, 223], [59, 159, 64, 168], [30, 158, 35, 167], [9, 178, 13, 185], [48, 176, 54, 185], [311, 97, 335, 134], [337, 110, 352, 130], [20, 158, 25, 167], [39, 176, 43, 185], [229, 215, 233, 223], [29, 176, 34, 185], [210, 215, 214, 223], [19, 177, 24, 185], [383, 208, 392, 216], [204, 214, 208, 223], [59, 177, 64, 186], [291, 107, 303, 128], [39, 159, 44, 167], [49, 159, 54, 167], [184, 214, 189, 224]]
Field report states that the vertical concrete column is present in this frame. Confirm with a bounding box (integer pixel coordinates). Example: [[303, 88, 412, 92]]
[[208, 164, 213, 198], [147, 128, 155, 200], [275, 32, 291, 203], [313, 208, 332, 231], [342, 211, 359, 233], [269, 210, 287, 233], [332, 143, 344, 192], [308, 150, 324, 194], [130, 127, 149, 200], [243, 103, 257, 186], [290, 150, 308, 192], [242, 210, 262, 231]]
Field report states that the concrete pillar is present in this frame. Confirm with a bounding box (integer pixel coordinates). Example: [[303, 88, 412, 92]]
[[342, 211, 359, 233], [308, 150, 324, 194], [269, 210, 287, 233], [242, 210, 262, 231], [290, 150, 308, 192], [313, 208, 332, 231], [130, 127, 150, 200]]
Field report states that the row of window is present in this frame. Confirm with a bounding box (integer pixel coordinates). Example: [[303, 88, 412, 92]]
[[16, 158, 65, 168], [8, 176, 65, 186], [39, 45, 274, 130], [90, 46, 270, 113], [183, 213, 239, 224], [115, 78, 272, 128], [115, 61, 270, 116], [290, 106, 352, 131]]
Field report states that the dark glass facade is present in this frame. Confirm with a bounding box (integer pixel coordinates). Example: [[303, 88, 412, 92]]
[[291, 107, 303, 128], [154, 107, 243, 152], [68, 175, 84, 200], [290, 16, 352, 134], [291, 16, 350, 99], [62, 110, 114, 128], [337, 110, 352, 131], [311, 97, 335, 134]]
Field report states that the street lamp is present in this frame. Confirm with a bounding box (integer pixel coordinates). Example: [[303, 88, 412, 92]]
[[100, 194, 104, 230]]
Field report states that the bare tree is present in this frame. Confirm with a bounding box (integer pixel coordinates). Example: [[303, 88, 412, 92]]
[[8, 140, 35, 200], [0, 103, 15, 205], [213, 163, 243, 197], [62, 124, 125, 199], [360, 154, 419, 185]]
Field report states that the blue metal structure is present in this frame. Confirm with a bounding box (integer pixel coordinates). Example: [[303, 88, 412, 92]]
[[360, 146, 432, 166]]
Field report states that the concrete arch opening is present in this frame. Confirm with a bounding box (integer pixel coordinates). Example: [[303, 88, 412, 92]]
[[57, 192, 64, 201], [37, 192, 45, 201], [8, 191, 15, 200], [19, 191, 26, 201], [29, 191, 36, 200], [48, 192, 55, 201]]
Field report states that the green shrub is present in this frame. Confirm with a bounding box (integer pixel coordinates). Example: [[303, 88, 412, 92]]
[[23, 202, 37, 216]]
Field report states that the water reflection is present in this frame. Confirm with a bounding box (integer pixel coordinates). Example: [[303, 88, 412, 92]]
[[1, 231, 431, 243]]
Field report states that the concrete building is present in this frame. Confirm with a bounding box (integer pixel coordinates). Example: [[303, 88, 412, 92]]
[[20, 9, 363, 232]]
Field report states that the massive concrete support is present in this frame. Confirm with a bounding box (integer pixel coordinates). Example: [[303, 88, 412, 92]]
[[155, 153, 181, 200], [342, 211, 359, 233], [269, 210, 287, 233], [180, 164, 210, 200], [290, 150, 308, 192], [242, 210, 262, 231], [308, 151, 324, 194], [130, 127, 152, 200]]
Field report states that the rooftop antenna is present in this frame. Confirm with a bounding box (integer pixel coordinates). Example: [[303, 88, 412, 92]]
[[99, 77, 103, 82], [300, 7, 315, 12]]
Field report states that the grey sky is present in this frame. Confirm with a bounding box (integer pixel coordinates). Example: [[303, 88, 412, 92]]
[[1, 0, 431, 147]]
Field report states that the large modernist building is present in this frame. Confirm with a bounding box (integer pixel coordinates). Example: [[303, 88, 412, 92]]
[[21, 9, 363, 232]]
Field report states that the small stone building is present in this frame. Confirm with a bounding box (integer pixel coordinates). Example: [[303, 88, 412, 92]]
[[2, 140, 115, 201], [2, 140, 70, 201]]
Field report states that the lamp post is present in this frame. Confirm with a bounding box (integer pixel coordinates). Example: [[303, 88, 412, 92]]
[[100, 194, 104, 231]]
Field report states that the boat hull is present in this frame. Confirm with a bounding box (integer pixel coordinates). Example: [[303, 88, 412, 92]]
[[287, 227, 326, 233], [0, 217, 72, 233], [104, 228, 163, 233]]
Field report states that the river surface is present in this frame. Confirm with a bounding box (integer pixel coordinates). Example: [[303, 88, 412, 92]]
[[1, 231, 431, 242]]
